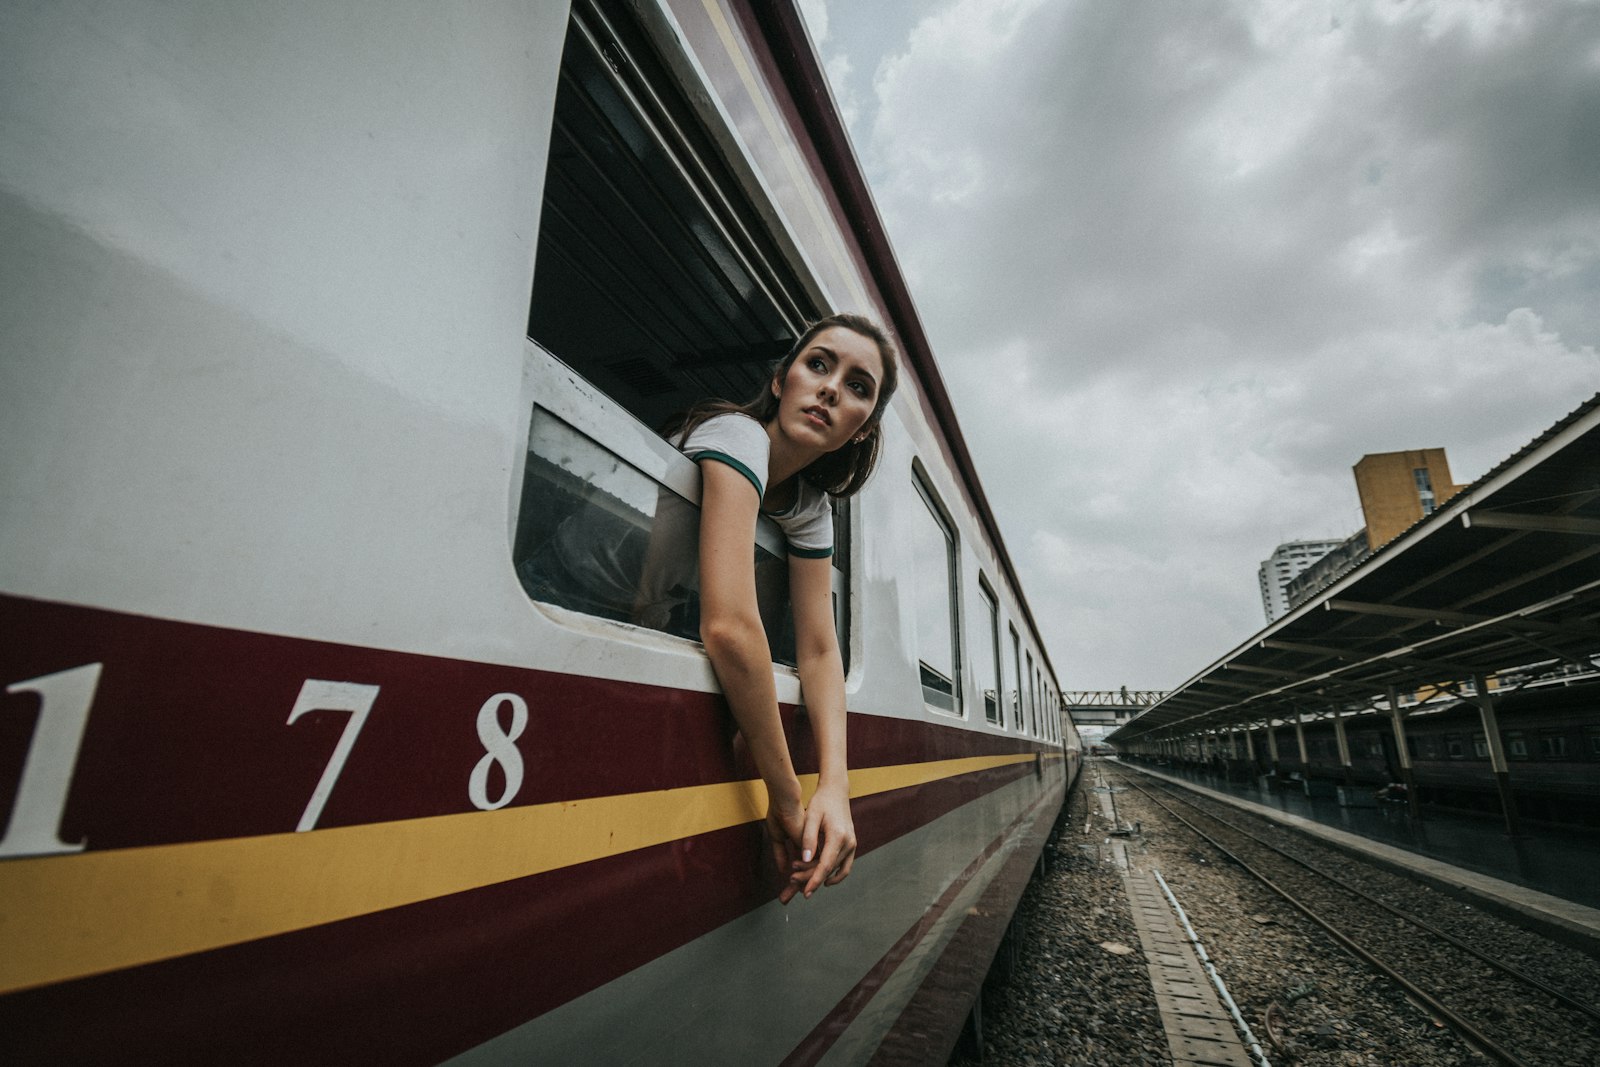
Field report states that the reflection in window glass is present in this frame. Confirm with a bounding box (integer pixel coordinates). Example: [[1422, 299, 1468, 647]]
[[911, 475, 961, 712], [976, 582, 1002, 724], [513, 410, 796, 665]]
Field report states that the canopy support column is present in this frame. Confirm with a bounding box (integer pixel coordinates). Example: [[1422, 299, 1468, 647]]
[[1472, 674, 1519, 837], [1332, 709, 1352, 785], [1386, 686, 1420, 819]]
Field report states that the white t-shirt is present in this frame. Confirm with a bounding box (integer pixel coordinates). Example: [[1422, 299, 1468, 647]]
[[678, 413, 834, 558]]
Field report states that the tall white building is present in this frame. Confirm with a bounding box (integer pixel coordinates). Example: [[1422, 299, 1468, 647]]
[[1258, 539, 1343, 622]]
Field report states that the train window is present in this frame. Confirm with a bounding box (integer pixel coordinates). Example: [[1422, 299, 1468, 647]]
[[528, 2, 812, 432], [1008, 627, 1024, 730], [1406, 736, 1420, 760], [1504, 730, 1529, 760], [1472, 734, 1489, 759], [1038, 672, 1045, 736], [1030, 655, 1043, 739], [1586, 728, 1600, 758], [520, 2, 858, 663], [514, 406, 798, 665], [1537, 731, 1568, 759], [911, 470, 961, 713], [1445, 734, 1465, 759], [975, 579, 1002, 724]]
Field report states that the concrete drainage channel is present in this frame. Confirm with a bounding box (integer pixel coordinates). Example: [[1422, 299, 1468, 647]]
[[1093, 769, 1268, 1067]]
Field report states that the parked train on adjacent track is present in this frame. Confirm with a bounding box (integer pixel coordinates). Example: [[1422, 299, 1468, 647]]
[[0, 1, 1081, 1062], [1153, 677, 1600, 827]]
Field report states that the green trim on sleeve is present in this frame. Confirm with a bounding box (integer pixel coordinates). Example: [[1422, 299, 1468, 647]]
[[690, 451, 764, 497], [788, 545, 835, 559]]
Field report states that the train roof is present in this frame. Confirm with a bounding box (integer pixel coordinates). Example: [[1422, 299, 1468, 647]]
[[1109, 391, 1600, 744]]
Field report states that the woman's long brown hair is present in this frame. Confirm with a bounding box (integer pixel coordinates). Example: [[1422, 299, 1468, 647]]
[[664, 313, 899, 498]]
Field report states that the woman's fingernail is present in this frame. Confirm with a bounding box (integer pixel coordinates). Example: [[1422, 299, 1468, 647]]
[[802, 849, 813, 863]]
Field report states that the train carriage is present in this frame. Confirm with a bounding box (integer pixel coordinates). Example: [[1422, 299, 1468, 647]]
[[1180, 680, 1600, 826], [0, 1, 1080, 1063]]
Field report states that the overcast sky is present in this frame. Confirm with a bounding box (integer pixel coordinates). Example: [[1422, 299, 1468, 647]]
[[799, 0, 1600, 693]]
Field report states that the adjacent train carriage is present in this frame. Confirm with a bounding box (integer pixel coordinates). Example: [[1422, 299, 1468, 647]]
[[0, 1, 1080, 1062], [1162, 678, 1600, 826]]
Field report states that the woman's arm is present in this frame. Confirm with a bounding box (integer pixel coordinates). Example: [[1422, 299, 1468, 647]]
[[787, 553, 857, 898], [695, 462, 807, 895]]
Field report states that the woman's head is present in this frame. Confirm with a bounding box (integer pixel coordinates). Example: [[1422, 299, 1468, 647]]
[[758, 313, 899, 496], [667, 313, 899, 497]]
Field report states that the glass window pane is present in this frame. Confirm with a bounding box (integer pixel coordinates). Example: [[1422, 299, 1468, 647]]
[[1027, 657, 1037, 736], [514, 410, 796, 665], [1008, 628, 1023, 730], [975, 584, 1001, 724], [911, 477, 959, 712]]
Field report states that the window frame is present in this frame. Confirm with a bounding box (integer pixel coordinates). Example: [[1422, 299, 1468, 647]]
[[910, 465, 962, 716], [1008, 626, 1024, 732], [1025, 653, 1037, 737], [975, 577, 1003, 726], [514, 0, 862, 665]]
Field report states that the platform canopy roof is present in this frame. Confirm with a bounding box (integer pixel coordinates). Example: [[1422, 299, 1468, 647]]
[[1108, 394, 1600, 747]]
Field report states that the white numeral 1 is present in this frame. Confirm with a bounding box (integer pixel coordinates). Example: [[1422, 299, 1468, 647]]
[[1, 663, 102, 857], [286, 680, 379, 832]]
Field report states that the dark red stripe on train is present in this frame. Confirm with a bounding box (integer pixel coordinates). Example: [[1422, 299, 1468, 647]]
[[0, 594, 1053, 851], [0, 762, 1044, 1065]]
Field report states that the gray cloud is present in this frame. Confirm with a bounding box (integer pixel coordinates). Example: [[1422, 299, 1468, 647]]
[[811, 0, 1600, 688]]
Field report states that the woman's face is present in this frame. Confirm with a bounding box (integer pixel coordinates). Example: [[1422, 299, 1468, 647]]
[[771, 326, 885, 455]]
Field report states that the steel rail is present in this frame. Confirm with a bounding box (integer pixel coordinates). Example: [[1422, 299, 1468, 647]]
[[1133, 779, 1600, 1028], [1108, 774, 1532, 1067]]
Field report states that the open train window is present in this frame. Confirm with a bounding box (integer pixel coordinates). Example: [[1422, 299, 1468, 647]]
[[911, 467, 961, 714], [529, 0, 812, 429], [518, 0, 850, 662]]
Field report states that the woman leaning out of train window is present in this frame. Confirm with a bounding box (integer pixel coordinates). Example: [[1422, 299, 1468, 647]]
[[671, 314, 897, 903]]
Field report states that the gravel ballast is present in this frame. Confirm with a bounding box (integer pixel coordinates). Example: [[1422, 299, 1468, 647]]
[[955, 762, 1493, 1065]]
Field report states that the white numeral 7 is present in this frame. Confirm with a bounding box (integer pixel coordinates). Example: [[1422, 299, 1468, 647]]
[[286, 680, 379, 832]]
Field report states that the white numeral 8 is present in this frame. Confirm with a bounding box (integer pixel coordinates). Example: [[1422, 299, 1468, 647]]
[[468, 693, 528, 811]]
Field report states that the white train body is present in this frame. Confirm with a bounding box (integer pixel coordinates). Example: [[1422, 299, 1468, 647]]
[[0, 1, 1080, 1062]]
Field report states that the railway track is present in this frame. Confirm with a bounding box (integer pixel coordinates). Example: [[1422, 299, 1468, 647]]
[[1102, 765, 1600, 1067]]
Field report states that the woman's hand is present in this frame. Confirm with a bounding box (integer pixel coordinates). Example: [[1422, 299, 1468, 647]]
[[766, 788, 809, 904], [789, 777, 855, 900]]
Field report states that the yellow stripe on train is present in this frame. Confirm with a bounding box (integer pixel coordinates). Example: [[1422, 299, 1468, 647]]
[[0, 753, 1048, 994]]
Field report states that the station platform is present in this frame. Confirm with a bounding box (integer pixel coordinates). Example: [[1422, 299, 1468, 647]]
[[1109, 758, 1600, 958]]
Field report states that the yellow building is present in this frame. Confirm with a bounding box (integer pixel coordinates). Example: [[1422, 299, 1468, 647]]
[[1353, 448, 1464, 551]]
